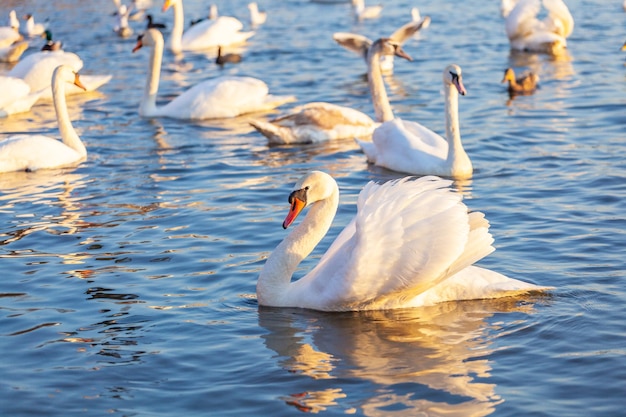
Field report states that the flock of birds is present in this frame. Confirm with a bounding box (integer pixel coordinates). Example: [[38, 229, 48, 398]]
[[0, 0, 598, 311]]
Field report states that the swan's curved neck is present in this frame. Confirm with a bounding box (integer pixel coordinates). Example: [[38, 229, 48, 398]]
[[169, 0, 184, 53], [140, 36, 163, 117], [443, 82, 469, 169], [53, 73, 85, 156], [366, 44, 394, 122], [257, 188, 339, 306]]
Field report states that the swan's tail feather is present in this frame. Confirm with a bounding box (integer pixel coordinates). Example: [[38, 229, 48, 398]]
[[250, 120, 294, 145], [1, 41, 28, 63], [260, 94, 296, 111], [355, 138, 377, 163]]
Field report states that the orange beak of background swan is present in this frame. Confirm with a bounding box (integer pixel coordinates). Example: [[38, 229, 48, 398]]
[[132, 36, 144, 53], [162, 0, 173, 12], [74, 73, 86, 91], [283, 192, 307, 229]]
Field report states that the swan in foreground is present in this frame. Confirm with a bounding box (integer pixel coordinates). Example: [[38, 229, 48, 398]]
[[248, 2, 267, 26], [0, 76, 43, 117], [504, 0, 574, 54], [163, 0, 254, 53], [357, 39, 472, 179], [133, 29, 295, 119], [333, 15, 430, 74], [8, 50, 112, 100], [250, 39, 411, 144], [257, 171, 548, 311], [502, 67, 539, 95], [352, 0, 382, 21], [0, 65, 87, 173]]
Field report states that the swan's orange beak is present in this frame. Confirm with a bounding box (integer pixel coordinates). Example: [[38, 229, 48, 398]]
[[132, 36, 144, 53], [162, 0, 173, 12], [283, 195, 306, 229], [73, 73, 86, 91]]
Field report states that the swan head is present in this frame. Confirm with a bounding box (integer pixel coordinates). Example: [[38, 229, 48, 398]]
[[444, 64, 466, 96], [132, 29, 162, 52], [55, 65, 86, 91], [162, 0, 178, 12], [372, 38, 413, 62], [283, 171, 337, 229]]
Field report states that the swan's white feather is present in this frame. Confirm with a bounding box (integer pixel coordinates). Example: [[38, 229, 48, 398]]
[[182, 16, 254, 50]]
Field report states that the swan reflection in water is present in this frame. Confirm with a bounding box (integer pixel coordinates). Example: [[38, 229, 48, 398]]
[[259, 298, 545, 416]]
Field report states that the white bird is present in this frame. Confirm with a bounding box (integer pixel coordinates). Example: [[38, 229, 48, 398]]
[[356, 39, 472, 179], [248, 2, 267, 26], [333, 16, 430, 74], [162, 0, 254, 53], [0, 76, 43, 117], [113, 4, 134, 38], [504, 0, 574, 54], [0, 10, 22, 48], [352, 0, 382, 21], [9, 10, 20, 30], [0, 65, 87, 173], [23, 14, 46, 37], [133, 29, 295, 119], [0, 41, 28, 63], [8, 50, 112, 100], [250, 40, 411, 145], [257, 171, 549, 311]]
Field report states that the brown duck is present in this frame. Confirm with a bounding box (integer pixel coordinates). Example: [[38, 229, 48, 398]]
[[502, 68, 539, 95]]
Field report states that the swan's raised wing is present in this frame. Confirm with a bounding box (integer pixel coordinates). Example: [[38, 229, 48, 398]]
[[297, 176, 483, 311], [332, 32, 372, 59], [389, 16, 431, 44], [543, 0, 574, 38], [505, 0, 540, 40]]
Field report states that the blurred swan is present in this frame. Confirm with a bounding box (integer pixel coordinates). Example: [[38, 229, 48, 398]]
[[504, 0, 574, 54], [0, 41, 28, 63], [0, 65, 87, 173], [501, 67, 539, 95], [333, 16, 430, 74], [257, 171, 548, 311], [248, 2, 267, 26], [356, 39, 472, 179], [8, 49, 112, 100], [163, 0, 254, 53], [133, 29, 295, 119], [0, 11, 22, 48], [250, 39, 411, 144], [113, 4, 134, 38], [352, 0, 382, 20], [0, 76, 43, 117], [23, 14, 46, 37]]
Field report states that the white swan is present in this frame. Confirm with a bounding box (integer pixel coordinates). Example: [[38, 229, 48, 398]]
[[133, 29, 295, 119], [113, 4, 134, 38], [23, 14, 46, 37], [257, 171, 548, 311], [357, 40, 472, 179], [163, 0, 254, 53], [504, 0, 574, 54], [0, 65, 87, 173], [0, 76, 43, 117], [0, 41, 28, 63], [352, 0, 382, 21], [249, 39, 411, 144], [0, 11, 22, 48], [8, 50, 112, 100], [248, 2, 267, 26], [333, 16, 430, 74]]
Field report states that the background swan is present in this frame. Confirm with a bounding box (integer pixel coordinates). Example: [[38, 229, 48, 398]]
[[163, 0, 254, 53], [357, 43, 472, 179], [333, 15, 430, 74], [8, 50, 112, 99], [352, 0, 382, 21], [250, 39, 411, 144], [257, 171, 548, 311], [0, 11, 22, 48], [0, 76, 43, 117], [0, 65, 87, 173], [504, 0, 574, 54], [133, 29, 295, 119], [0, 41, 28, 62], [23, 14, 46, 37], [248, 2, 267, 27]]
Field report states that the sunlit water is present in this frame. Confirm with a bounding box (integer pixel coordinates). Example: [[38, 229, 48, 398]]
[[1, 0, 625, 415]]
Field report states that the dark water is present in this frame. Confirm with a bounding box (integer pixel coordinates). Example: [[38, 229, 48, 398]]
[[1, 0, 625, 415]]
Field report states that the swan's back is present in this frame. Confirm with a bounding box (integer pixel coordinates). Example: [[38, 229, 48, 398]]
[[0, 135, 84, 172], [8, 51, 83, 92], [182, 16, 253, 49]]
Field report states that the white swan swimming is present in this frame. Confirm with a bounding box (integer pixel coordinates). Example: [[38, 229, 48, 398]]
[[257, 171, 548, 311], [333, 15, 430, 74], [162, 0, 254, 53], [0, 65, 87, 173], [352, 0, 382, 21], [0, 76, 43, 117], [249, 39, 412, 144], [133, 29, 295, 119], [23, 14, 46, 38], [8, 50, 112, 99], [357, 40, 472, 179], [504, 0, 574, 54], [0, 10, 22, 48], [248, 2, 267, 27], [113, 4, 134, 38]]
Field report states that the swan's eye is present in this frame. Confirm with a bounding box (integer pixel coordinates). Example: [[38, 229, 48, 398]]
[[449, 71, 458, 81]]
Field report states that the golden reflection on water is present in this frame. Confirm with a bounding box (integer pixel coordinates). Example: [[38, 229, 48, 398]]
[[260, 298, 539, 416]]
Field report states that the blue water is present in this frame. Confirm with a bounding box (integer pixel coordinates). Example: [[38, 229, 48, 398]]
[[1, 0, 625, 415]]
